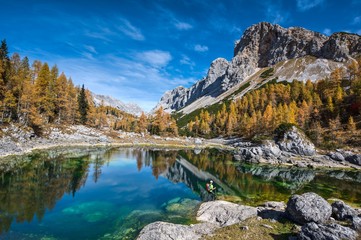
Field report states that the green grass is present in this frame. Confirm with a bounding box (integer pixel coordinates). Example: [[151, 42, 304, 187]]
[[175, 100, 230, 129]]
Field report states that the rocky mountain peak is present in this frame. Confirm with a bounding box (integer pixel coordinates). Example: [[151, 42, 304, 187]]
[[155, 22, 361, 113], [234, 22, 328, 67]]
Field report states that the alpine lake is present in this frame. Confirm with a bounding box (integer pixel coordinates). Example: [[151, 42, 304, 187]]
[[0, 147, 360, 240]]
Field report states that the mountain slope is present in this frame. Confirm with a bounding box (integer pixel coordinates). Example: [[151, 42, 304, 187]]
[[91, 93, 143, 116], [154, 22, 361, 114]]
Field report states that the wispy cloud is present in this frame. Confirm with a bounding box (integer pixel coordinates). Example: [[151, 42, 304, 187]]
[[323, 28, 332, 35], [84, 45, 97, 54], [352, 16, 361, 24], [55, 53, 192, 111], [180, 55, 195, 67], [135, 50, 172, 68], [266, 5, 289, 24], [117, 18, 145, 41], [174, 21, 193, 30], [194, 44, 208, 52], [296, 0, 324, 11]]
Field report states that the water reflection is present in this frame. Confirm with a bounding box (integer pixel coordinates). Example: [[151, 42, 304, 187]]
[[0, 147, 360, 237]]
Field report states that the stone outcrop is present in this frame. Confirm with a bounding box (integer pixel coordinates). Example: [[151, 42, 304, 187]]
[[136, 221, 218, 240], [155, 22, 361, 113], [276, 126, 315, 156], [332, 200, 359, 221], [298, 222, 359, 240], [137, 200, 257, 239], [353, 216, 361, 231], [234, 127, 322, 167], [346, 154, 361, 166], [196, 200, 257, 227], [286, 192, 332, 224], [328, 150, 361, 166]]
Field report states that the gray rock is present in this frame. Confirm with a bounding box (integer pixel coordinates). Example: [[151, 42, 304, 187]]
[[262, 140, 281, 158], [286, 192, 332, 224], [277, 127, 316, 156], [197, 200, 257, 227], [263, 201, 286, 210], [237, 147, 262, 163], [345, 155, 361, 166], [328, 152, 345, 162], [136, 221, 218, 240], [352, 216, 361, 231], [298, 222, 358, 240], [332, 200, 358, 221]]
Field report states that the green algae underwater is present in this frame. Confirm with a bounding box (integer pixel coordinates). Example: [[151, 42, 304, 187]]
[[0, 147, 360, 239]]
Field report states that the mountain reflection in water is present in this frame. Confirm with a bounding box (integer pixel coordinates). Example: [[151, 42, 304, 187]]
[[0, 147, 360, 238]]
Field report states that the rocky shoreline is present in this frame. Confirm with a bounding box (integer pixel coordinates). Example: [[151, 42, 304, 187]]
[[0, 124, 229, 159], [232, 126, 361, 170], [137, 192, 361, 240], [1, 124, 361, 171]]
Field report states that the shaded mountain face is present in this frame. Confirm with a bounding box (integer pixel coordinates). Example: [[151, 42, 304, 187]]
[[154, 22, 361, 113], [92, 93, 143, 116]]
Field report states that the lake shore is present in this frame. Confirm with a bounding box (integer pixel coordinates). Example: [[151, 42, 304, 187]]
[[1, 124, 360, 170], [0, 124, 231, 159]]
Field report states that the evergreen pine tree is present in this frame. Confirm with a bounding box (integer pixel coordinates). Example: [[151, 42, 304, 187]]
[[78, 84, 88, 124]]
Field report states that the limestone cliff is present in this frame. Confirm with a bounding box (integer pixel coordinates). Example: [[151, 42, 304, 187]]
[[155, 22, 361, 113]]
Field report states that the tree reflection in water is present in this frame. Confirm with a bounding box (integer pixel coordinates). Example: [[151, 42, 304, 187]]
[[0, 147, 360, 235]]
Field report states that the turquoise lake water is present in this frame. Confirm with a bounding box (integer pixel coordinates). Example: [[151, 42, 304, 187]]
[[0, 147, 360, 239]]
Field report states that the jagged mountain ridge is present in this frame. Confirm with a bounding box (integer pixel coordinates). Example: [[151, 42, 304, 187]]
[[154, 22, 361, 114], [91, 93, 143, 116]]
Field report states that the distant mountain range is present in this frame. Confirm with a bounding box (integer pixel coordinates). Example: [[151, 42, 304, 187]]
[[154, 22, 361, 115], [91, 93, 143, 116]]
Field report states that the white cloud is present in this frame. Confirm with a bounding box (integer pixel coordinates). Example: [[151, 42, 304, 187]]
[[180, 55, 195, 67], [194, 44, 208, 52], [84, 45, 97, 54], [174, 21, 193, 30], [136, 50, 172, 67], [353, 16, 361, 24], [54, 54, 190, 111], [117, 18, 145, 41], [323, 28, 332, 36], [266, 5, 289, 24], [296, 0, 324, 11]]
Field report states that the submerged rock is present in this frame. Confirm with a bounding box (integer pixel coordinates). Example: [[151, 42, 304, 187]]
[[165, 198, 200, 215], [196, 200, 257, 227], [62, 201, 115, 223], [286, 192, 331, 224], [331, 200, 358, 221], [298, 222, 358, 240]]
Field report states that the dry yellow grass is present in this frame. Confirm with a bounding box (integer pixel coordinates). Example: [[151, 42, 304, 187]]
[[201, 217, 297, 240]]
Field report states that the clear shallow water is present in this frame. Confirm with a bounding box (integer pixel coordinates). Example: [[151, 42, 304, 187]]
[[0, 147, 360, 239]]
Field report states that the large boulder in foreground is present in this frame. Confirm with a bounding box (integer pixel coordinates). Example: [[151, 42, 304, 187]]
[[276, 126, 316, 156], [298, 222, 358, 240], [332, 200, 358, 221], [136, 221, 218, 240], [286, 192, 331, 224], [197, 200, 257, 227]]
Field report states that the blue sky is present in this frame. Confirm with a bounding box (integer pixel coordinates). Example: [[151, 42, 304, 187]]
[[1, 0, 360, 111]]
